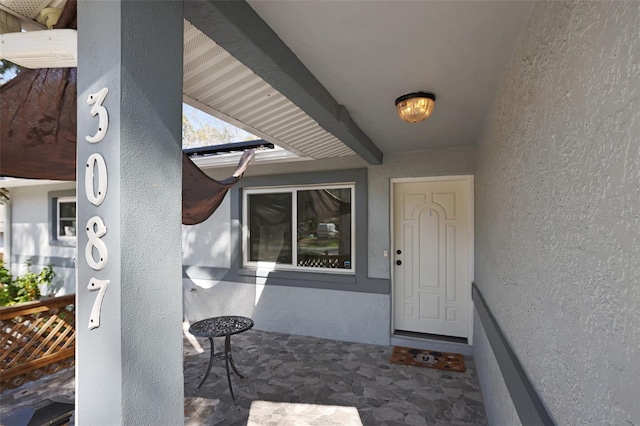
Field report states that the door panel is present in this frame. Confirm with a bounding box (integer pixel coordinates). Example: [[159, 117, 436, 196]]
[[420, 209, 439, 288], [393, 179, 470, 338]]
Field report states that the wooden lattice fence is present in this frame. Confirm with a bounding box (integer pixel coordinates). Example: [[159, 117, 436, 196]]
[[1, 294, 75, 391]]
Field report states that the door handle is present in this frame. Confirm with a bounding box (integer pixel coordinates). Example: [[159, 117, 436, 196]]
[[396, 260, 402, 265]]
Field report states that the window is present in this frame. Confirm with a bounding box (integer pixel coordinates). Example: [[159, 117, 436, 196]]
[[243, 185, 354, 273], [56, 197, 76, 241]]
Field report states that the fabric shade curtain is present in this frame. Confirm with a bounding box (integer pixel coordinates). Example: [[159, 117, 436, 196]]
[[1, 67, 78, 181], [182, 150, 254, 225], [0, 0, 253, 225], [0, 1, 77, 181]]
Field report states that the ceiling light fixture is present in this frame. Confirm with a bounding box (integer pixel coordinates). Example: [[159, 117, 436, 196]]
[[395, 92, 436, 123]]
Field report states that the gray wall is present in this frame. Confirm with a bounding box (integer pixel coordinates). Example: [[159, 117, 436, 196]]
[[184, 278, 391, 344], [474, 2, 640, 425], [9, 183, 76, 295], [6, 146, 475, 346], [75, 1, 185, 423], [183, 147, 475, 345], [473, 310, 521, 426], [368, 147, 475, 279]]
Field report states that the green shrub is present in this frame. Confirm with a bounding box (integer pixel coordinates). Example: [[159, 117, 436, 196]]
[[0, 259, 13, 306], [0, 259, 55, 307]]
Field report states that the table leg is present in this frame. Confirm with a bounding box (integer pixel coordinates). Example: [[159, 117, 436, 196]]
[[195, 337, 215, 392], [227, 343, 244, 379], [224, 335, 235, 401]]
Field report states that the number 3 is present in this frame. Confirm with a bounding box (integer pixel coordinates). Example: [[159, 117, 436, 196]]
[[86, 88, 109, 143]]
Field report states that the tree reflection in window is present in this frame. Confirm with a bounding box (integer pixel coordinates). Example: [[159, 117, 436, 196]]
[[297, 189, 351, 269], [245, 186, 353, 271]]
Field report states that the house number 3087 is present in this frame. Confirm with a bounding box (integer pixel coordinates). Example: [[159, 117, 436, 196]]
[[85, 88, 110, 330]]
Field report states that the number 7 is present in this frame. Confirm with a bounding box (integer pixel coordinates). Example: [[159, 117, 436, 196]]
[[88, 278, 110, 330]]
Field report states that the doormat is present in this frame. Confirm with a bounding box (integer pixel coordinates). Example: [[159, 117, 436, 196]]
[[390, 346, 466, 372]]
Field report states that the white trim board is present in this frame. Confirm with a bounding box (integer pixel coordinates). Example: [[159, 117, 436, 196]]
[[0, 178, 69, 188]]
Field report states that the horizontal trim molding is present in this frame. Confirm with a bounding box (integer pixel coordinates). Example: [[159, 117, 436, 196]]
[[183, 265, 390, 294], [472, 283, 555, 426], [10, 255, 76, 269]]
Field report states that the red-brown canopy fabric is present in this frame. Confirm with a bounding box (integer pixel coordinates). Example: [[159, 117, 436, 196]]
[[0, 0, 77, 181], [1, 68, 78, 181], [182, 150, 254, 225], [0, 0, 253, 225]]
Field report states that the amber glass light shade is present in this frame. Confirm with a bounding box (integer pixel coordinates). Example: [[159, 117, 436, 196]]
[[395, 92, 436, 123]]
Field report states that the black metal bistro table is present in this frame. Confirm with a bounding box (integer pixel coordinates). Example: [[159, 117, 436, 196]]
[[189, 316, 254, 401]]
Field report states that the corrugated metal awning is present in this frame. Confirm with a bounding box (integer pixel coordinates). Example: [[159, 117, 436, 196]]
[[183, 21, 356, 161]]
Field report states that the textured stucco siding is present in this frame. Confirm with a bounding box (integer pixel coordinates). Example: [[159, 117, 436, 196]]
[[182, 196, 232, 269], [186, 148, 475, 281], [9, 183, 77, 294], [472, 311, 521, 426], [474, 2, 640, 425], [182, 171, 390, 345], [181, 148, 474, 344], [367, 147, 475, 279], [6, 146, 475, 345], [183, 278, 391, 346]]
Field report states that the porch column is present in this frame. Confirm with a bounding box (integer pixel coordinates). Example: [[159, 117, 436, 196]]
[[76, 2, 184, 424]]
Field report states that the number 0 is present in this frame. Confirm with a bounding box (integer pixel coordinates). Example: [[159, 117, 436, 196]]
[[85, 153, 108, 206]]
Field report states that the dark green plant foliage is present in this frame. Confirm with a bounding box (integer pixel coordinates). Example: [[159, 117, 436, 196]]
[[0, 259, 55, 306]]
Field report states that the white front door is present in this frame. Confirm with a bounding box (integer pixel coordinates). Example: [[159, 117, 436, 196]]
[[393, 178, 472, 338]]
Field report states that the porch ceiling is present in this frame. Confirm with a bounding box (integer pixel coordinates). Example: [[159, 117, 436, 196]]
[[2, 0, 535, 163], [183, 0, 535, 161], [246, 1, 535, 153]]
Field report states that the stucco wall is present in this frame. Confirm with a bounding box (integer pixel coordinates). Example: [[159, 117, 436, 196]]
[[6, 146, 475, 345], [183, 278, 391, 345], [367, 147, 475, 279], [182, 196, 232, 269], [474, 2, 640, 425], [472, 311, 521, 426], [182, 166, 391, 345], [182, 148, 474, 344], [9, 183, 76, 295]]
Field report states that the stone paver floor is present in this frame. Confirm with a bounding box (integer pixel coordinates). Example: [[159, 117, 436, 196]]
[[1, 329, 487, 425]]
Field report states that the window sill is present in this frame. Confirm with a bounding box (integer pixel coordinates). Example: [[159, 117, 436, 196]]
[[50, 239, 76, 248], [238, 267, 356, 284]]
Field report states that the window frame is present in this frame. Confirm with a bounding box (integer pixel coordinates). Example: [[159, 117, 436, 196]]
[[56, 196, 77, 242], [242, 183, 356, 275]]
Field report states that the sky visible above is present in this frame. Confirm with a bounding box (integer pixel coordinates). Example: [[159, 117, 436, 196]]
[[182, 103, 259, 149], [0, 60, 262, 151]]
